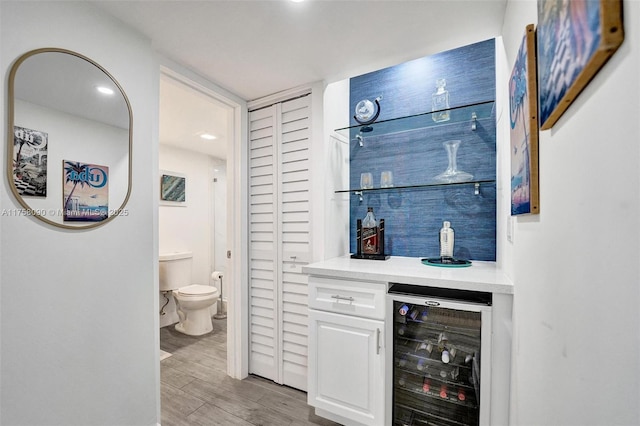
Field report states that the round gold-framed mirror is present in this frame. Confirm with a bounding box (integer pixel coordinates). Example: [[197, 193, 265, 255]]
[[7, 48, 132, 230]]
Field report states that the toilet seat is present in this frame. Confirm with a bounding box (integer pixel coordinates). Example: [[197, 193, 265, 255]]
[[175, 284, 218, 297]]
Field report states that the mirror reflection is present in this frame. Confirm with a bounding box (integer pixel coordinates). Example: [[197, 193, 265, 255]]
[[8, 48, 132, 229]]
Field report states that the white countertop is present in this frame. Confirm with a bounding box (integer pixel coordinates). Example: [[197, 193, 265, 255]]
[[303, 255, 514, 294]]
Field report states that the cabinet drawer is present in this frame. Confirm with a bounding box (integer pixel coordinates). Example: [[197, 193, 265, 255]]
[[308, 276, 386, 320]]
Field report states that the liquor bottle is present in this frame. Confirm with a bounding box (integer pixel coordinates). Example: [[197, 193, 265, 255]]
[[361, 207, 379, 254], [397, 325, 407, 336], [439, 221, 454, 258], [432, 78, 451, 122]]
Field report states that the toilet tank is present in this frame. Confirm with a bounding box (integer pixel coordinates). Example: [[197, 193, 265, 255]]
[[159, 251, 193, 291]]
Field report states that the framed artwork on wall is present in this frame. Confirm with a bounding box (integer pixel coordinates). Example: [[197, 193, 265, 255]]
[[63, 160, 109, 222], [537, 0, 624, 130], [13, 126, 48, 197], [160, 171, 187, 206], [510, 24, 540, 216]]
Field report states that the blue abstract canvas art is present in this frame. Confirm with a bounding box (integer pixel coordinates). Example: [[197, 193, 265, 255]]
[[537, 0, 624, 129], [161, 174, 186, 203]]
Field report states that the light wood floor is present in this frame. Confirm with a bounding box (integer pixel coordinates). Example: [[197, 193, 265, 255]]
[[160, 318, 341, 426]]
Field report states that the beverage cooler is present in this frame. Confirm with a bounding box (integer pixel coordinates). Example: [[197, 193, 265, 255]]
[[386, 283, 493, 426]]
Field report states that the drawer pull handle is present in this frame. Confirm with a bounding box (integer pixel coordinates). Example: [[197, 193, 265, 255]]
[[376, 328, 381, 355], [331, 294, 354, 302]]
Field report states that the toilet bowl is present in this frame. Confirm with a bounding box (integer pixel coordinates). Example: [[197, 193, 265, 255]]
[[159, 252, 219, 336], [173, 284, 219, 336]]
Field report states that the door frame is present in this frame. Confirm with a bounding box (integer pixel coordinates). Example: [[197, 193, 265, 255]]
[[159, 62, 249, 380]]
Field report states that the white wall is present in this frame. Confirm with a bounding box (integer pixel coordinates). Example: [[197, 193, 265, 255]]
[[322, 80, 351, 259], [0, 2, 159, 425], [158, 144, 226, 327], [501, 1, 640, 425]]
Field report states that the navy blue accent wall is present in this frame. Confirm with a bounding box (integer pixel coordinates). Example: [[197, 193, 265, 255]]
[[349, 39, 497, 261]]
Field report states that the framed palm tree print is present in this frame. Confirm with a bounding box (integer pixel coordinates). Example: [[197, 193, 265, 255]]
[[510, 24, 540, 215], [63, 160, 109, 222], [537, 0, 624, 130]]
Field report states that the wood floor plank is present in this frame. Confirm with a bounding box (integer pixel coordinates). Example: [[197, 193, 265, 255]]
[[167, 355, 229, 385], [187, 403, 255, 426], [161, 364, 197, 389], [161, 382, 207, 422], [182, 377, 269, 406], [256, 388, 319, 423]]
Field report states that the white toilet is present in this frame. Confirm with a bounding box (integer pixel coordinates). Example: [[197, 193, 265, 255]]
[[159, 252, 219, 336]]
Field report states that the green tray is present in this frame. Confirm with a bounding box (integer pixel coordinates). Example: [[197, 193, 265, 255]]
[[421, 257, 472, 268]]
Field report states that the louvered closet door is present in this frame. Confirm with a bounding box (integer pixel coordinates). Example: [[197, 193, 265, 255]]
[[249, 105, 279, 383], [249, 94, 311, 391]]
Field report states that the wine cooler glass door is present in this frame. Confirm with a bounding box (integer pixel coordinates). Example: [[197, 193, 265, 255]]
[[386, 289, 492, 426]]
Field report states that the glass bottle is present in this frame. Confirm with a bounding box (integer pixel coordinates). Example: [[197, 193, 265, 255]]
[[361, 207, 379, 254], [432, 78, 451, 122], [439, 221, 454, 259]]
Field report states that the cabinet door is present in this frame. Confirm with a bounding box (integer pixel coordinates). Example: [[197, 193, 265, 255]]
[[308, 309, 385, 426], [248, 95, 311, 390]]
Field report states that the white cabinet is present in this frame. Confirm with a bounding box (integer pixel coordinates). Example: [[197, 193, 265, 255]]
[[248, 94, 312, 390], [304, 257, 514, 426], [307, 276, 386, 426]]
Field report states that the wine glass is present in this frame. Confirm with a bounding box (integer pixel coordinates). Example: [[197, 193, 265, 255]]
[[360, 172, 373, 189]]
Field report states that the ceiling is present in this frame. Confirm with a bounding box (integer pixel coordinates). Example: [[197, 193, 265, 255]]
[[159, 74, 231, 159], [94, 0, 508, 159]]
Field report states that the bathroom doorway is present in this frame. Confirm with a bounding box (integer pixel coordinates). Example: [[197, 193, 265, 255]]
[[157, 66, 244, 378]]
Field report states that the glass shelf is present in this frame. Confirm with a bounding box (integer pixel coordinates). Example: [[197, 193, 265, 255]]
[[335, 100, 495, 138], [335, 179, 495, 195]]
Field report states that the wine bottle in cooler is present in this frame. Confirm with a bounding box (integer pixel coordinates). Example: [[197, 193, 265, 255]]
[[416, 358, 427, 372]]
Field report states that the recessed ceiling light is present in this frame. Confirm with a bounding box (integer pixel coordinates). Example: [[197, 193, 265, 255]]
[[96, 86, 114, 95], [291, 0, 304, 3], [200, 133, 217, 140]]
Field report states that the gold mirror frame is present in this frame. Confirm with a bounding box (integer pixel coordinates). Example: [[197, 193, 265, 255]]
[[7, 48, 132, 230]]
